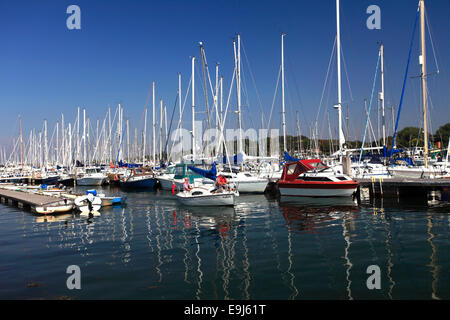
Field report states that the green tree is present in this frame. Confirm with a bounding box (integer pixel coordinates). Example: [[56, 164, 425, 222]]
[[434, 123, 450, 148]]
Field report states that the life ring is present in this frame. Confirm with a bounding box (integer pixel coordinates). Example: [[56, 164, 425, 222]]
[[36, 172, 42, 178]]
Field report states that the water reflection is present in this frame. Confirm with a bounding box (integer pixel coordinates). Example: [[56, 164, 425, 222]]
[[2, 188, 448, 300], [279, 197, 359, 233]]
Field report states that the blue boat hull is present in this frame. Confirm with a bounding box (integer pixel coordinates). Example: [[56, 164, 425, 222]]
[[120, 178, 156, 189]]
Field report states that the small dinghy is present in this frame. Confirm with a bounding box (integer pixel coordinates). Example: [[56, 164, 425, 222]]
[[85, 189, 126, 206], [34, 200, 74, 215], [74, 192, 102, 216]]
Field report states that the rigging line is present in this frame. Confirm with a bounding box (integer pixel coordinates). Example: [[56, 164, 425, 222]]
[[286, 52, 309, 129], [320, 61, 335, 142], [391, 3, 420, 152], [359, 50, 381, 164], [168, 75, 192, 160], [240, 39, 267, 127], [340, 43, 354, 103], [315, 36, 337, 125], [163, 92, 179, 161], [267, 65, 282, 131], [425, 8, 440, 74]]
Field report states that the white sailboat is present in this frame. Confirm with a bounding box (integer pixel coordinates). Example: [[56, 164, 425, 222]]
[[388, 0, 443, 179], [176, 185, 238, 206], [76, 167, 107, 186]]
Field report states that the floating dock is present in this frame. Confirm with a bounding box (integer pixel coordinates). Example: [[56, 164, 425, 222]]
[[0, 187, 74, 214], [355, 177, 450, 202]]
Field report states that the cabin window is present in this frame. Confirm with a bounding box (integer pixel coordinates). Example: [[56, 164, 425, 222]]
[[298, 176, 333, 182], [245, 173, 252, 177], [336, 176, 348, 181], [286, 163, 297, 175], [192, 191, 203, 196]]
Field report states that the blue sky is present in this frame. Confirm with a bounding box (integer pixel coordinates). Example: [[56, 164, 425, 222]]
[[1, 0, 449, 145]]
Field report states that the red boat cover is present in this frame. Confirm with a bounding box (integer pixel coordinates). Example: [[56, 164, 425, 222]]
[[281, 159, 329, 181]]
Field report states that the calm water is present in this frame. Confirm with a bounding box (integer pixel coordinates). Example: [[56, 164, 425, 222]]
[[0, 187, 449, 300]]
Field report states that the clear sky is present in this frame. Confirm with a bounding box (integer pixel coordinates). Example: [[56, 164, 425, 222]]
[[1, 0, 449, 146]]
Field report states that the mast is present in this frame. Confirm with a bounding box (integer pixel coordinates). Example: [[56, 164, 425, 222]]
[[159, 99, 163, 161], [281, 32, 287, 152], [108, 106, 112, 163], [126, 118, 130, 163], [192, 56, 196, 160], [56, 120, 59, 165], [152, 81, 156, 165], [143, 107, 147, 165], [83, 108, 86, 168], [178, 72, 183, 157], [77, 107, 80, 165], [19, 115, 23, 170], [380, 43, 386, 147], [164, 104, 168, 159], [336, 0, 345, 154], [61, 114, 65, 166], [233, 36, 243, 155], [420, 0, 429, 168]]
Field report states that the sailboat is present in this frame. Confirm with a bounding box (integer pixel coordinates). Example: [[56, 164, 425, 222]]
[[76, 167, 107, 186], [157, 162, 204, 191], [388, 0, 444, 179], [175, 162, 239, 206], [201, 165, 268, 193]]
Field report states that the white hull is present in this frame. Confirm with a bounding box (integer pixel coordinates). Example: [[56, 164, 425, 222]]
[[279, 186, 357, 198], [176, 187, 237, 206], [388, 166, 440, 179], [34, 204, 74, 215], [76, 177, 106, 186], [235, 180, 268, 193]]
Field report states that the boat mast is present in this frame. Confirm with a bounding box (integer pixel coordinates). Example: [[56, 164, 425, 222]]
[[143, 107, 147, 165], [234, 35, 243, 155], [178, 72, 183, 157], [83, 108, 86, 168], [126, 118, 130, 163], [192, 56, 196, 161], [44, 119, 48, 171], [336, 0, 345, 154], [159, 99, 163, 161], [380, 43, 386, 148], [281, 32, 287, 152], [420, 0, 429, 168], [152, 81, 156, 165], [19, 114, 23, 171]]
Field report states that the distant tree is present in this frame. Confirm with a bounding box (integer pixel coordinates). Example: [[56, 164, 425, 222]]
[[396, 127, 422, 148], [434, 123, 450, 148]]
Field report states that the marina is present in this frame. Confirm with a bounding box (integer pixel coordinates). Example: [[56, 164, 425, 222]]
[[1, 0, 449, 302]]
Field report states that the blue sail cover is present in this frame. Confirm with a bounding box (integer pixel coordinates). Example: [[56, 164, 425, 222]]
[[188, 162, 217, 181], [284, 151, 299, 162]]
